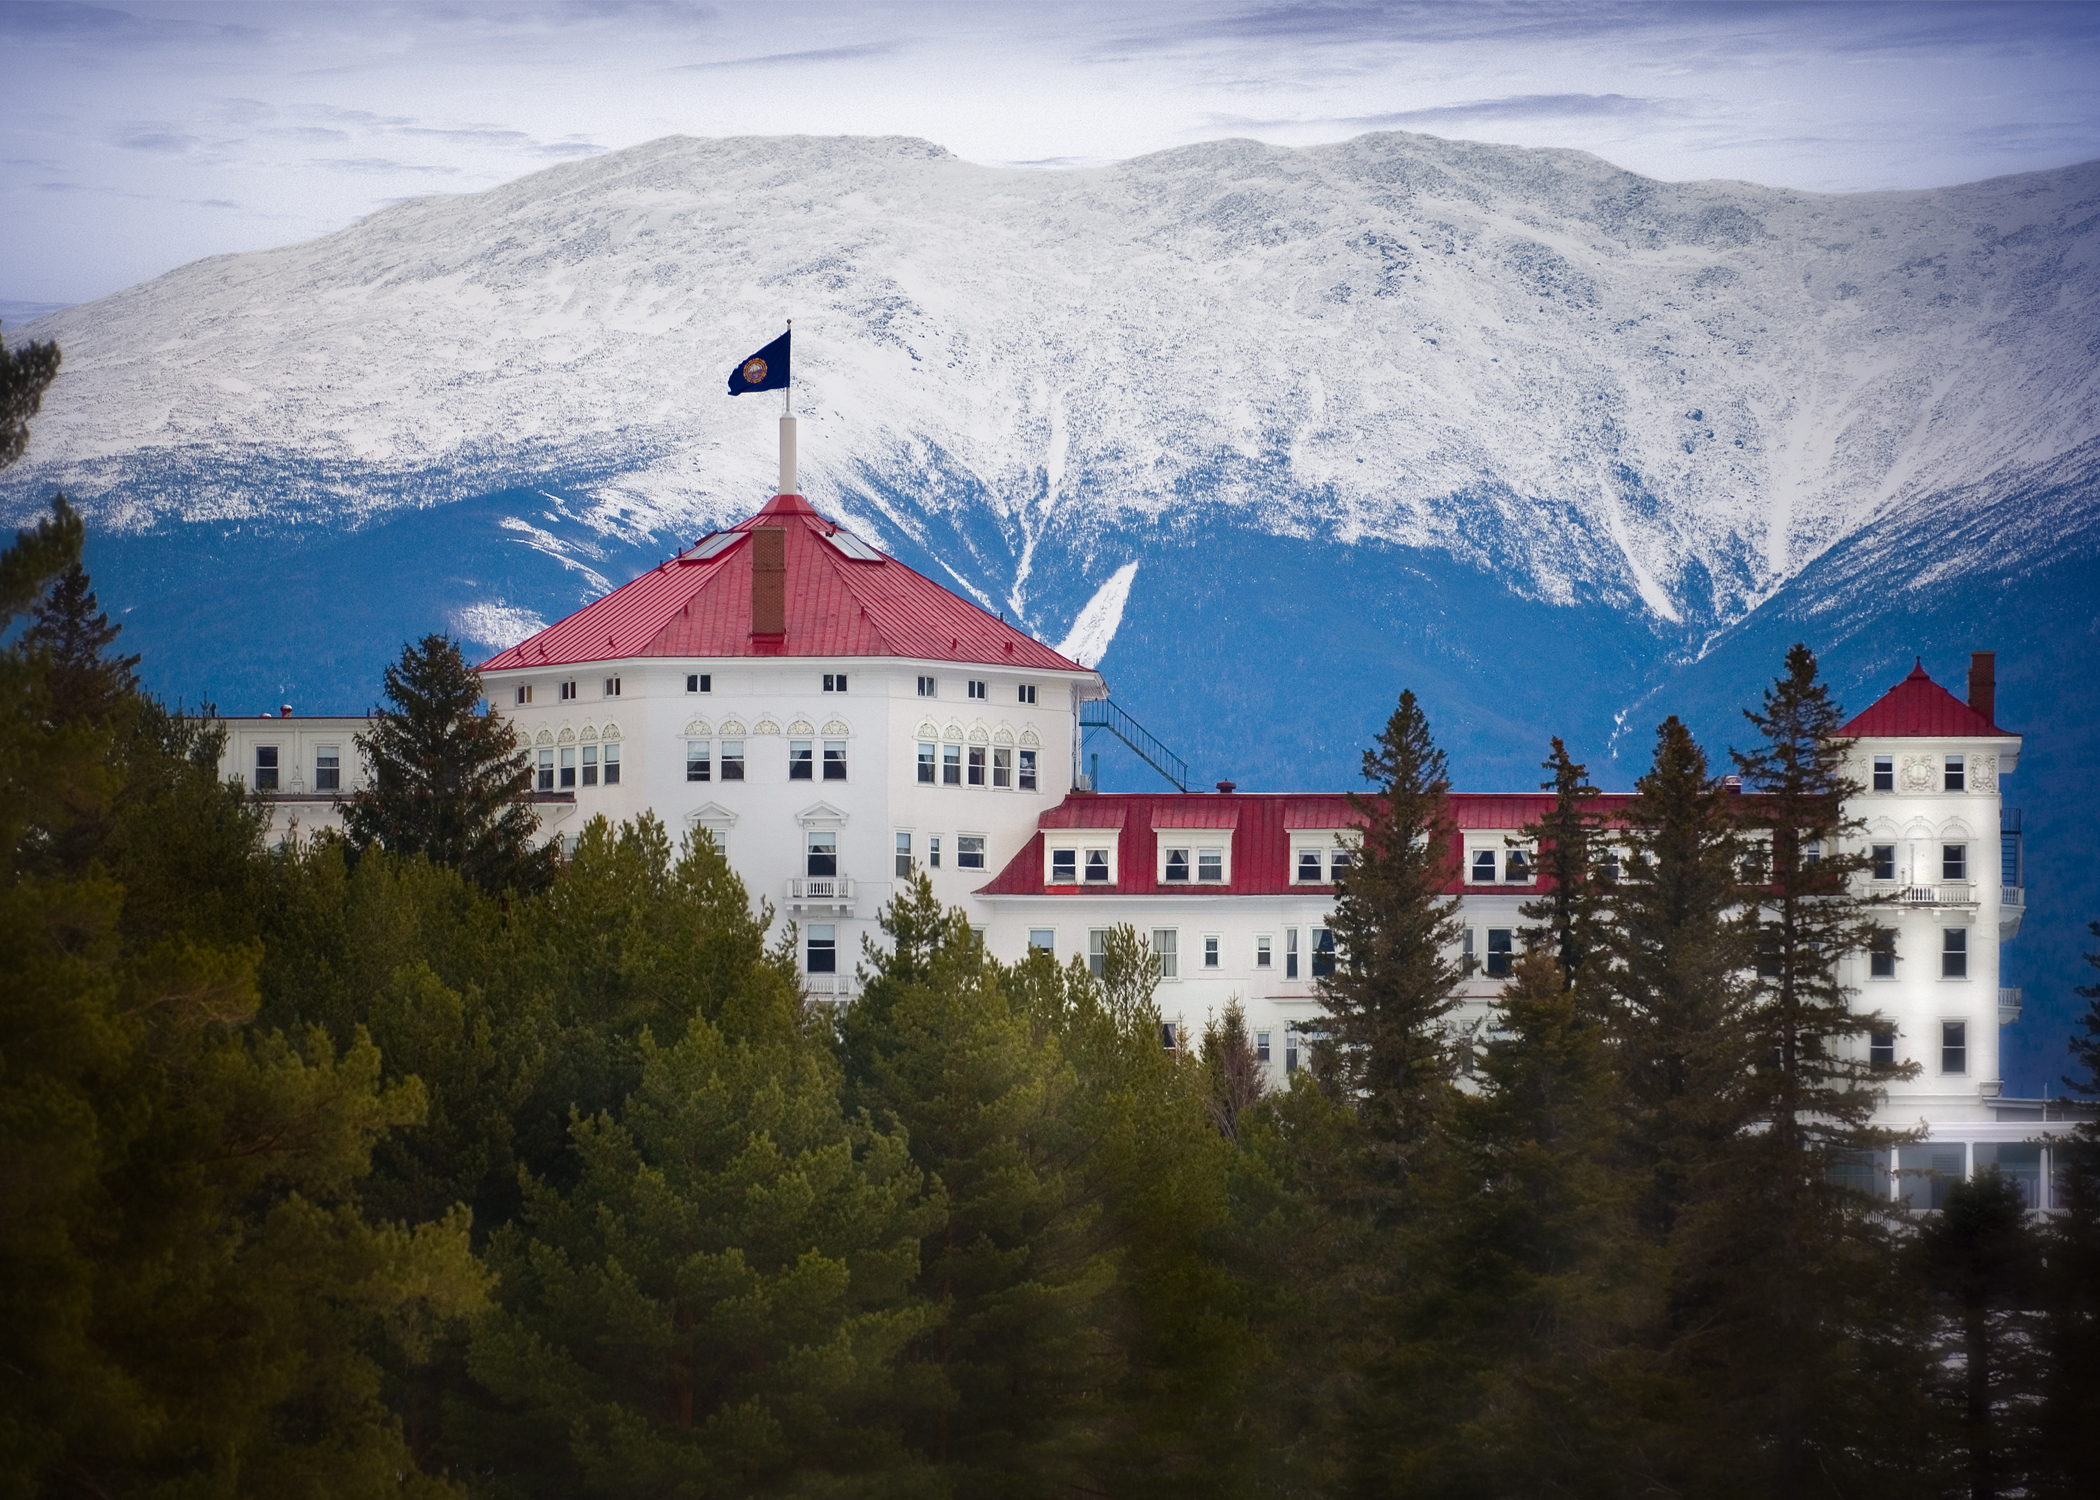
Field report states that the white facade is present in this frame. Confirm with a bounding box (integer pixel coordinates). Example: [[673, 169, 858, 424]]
[[219, 712, 371, 841]]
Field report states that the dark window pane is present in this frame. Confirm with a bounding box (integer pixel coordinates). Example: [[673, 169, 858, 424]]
[[1872, 844, 1895, 881], [1018, 750, 1037, 791], [1942, 844, 1966, 881], [917, 743, 935, 784], [1164, 849, 1190, 882], [1942, 929, 1967, 978], [1486, 928, 1513, 978], [789, 741, 814, 780], [1051, 849, 1076, 883]]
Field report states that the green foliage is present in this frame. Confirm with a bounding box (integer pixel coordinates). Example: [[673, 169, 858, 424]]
[[1518, 737, 1608, 991], [2037, 920, 2100, 1496], [0, 324, 60, 470]]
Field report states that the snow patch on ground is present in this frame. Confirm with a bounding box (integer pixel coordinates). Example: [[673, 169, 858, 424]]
[[451, 600, 547, 651], [1058, 562, 1139, 669]]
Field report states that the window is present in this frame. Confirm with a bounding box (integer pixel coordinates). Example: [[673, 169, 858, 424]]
[[807, 924, 837, 974], [1869, 928, 1897, 978], [1871, 844, 1896, 881], [1486, 928, 1514, 978], [1942, 843, 1967, 881], [789, 741, 813, 780], [1286, 929, 1299, 980], [687, 740, 711, 782], [536, 748, 553, 792], [1153, 929, 1178, 979], [1463, 927, 1475, 972], [315, 746, 340, 792], [1018, 749, 1037, 792], [1311, 928, 1336, 978], [1873, 755, 1893, 792], [687, 673, 710, 694], [823, 740, 848, 781], [1803, 840, 1822, 866], [1164, 848, 1191, 883], [1945, 755, 1965, 792], [560, 747, 576, 789], [806, 833, 837, 878], [916, 742, 935, 784], [1505, 848, 1532, 883], [1471, 849, 1497, 883], [958, 835, 986, 870], [254, 745, 279, 791], [1019, 684, 1037, 705], [929, 837, 941, 869], [993, 747, 1012, 788], [823, 673, 848, 693], [583, 745, 599, 786], [1028, 928, 1055, 952], [1204, 935, 1220, 969], [719, 741, 743, 781], [603, 743, 620, 785], [1598, 849, 1622, 882], [1900, 1143, 1966, 1212], [1976, 1143, 2043, 1211], [1941, 1020, 1967, 1074], [1285, 1026, 1300, 1074], [1297, 849, 1325, 883], [917, 675, 937, 698], [943, 744, 962, 786], [1198, 848, 1224, 882], [894, 832, 915, 877], [515, 685, 533, 705], [1084, 848, 1111, 884], [1942, 928, 1967, 978], [560, 680, 577, 701], [1256, 934, 1272, 969], [1051, 848, 1077, 884], [1161, 1022, 1178, 1050], [603, 676, 620, 697], [1870, 1030, 1896, 1068], [1256, 1030, 1271, 1063], [967, 745, 987, 786], [1330, 847, 1352, 879], [1089, 929, 1109, 978], [968, 679, 987, 699]]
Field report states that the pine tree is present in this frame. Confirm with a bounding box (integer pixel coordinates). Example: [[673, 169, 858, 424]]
[[1198, 998, 1268, 1142], [21, 561, 139, 726], [0, 324, 61, 469], [344, 633, 550, 896], [1519, 736, 1608, 991], [2037, 921, 2100, 1497]]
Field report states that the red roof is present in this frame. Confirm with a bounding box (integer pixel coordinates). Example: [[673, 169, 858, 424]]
[[480, 493, 1085, 673], [1841, 662, 2009, 738], [977, 791, 1648, 900]]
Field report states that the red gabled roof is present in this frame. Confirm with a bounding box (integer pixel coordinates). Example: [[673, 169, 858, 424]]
[[1841, 662, 2009, 738], [480, 493, 1085, 673]]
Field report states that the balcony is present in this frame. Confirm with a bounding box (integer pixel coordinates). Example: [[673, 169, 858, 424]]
[[804, 974, 858, 1003], [787, 875, 857, 915], [2001, 886, 2025, 938], [1879, 882, 1979, 908], [1999, 987, 2023, 1025]]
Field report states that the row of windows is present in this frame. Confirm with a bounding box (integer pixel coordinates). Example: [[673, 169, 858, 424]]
[[1045, 843, 1346, 888], [517, 677, 621, 706], [537, 744, 621, 790], [1870, 754, 1974, 793], [685, 739, 848, 783], [517, 672, 1046, 704], [917, 742, 1039, 790], [250, 745, 343, 792], [893, 831, 986, 872], [1015, 926, 1337, 980], [919, 675, 1037, 705], [1869, 1020, 1972, 1076], [1869, 842, 1971, 881], [1833, 1141, 2054, 1213], [1867, 926, 1971, 978]]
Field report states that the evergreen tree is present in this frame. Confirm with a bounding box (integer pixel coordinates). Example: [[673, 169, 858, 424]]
[[2037, 921, 2100, 1496], [344, 633, 548, 895], [1198, 998, 1268, 1142], [20, 560, 139, 726], [1519, 736, 1608, 991], [0, 323, 60, 469]]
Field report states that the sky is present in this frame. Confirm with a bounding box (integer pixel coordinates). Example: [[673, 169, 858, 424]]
[[3, 0, 2099, 311]]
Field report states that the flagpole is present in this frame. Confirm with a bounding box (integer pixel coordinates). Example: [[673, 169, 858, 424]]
[[779, 318, 796, 496]]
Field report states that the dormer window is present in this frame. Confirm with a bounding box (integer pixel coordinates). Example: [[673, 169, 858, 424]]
[[1164, 848, 1191, 883], [1084, 849, 1111, 884], [1504, 848, 1534, 883], [1198, 849, 1224, 882], [1471, 849, 1497, 884], [1052, 849, 1077, 884], [1296, 849, 1325, 884]]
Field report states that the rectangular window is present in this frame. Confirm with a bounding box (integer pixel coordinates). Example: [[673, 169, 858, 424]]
[[1870, 1030, 1896, 1068], [917, 675, 937, 698], [823, 673, 847, 693], [1598, 849, 1622, 882], [1256, 1030, 1271, 1063], [560, 680, 577, 701], [719, 741, 743, 781], [1297, 848, 1324, 883], [1084, 848, 1111, 884], [315, 745, 340, 791], [1153, 929, 1178, 979], [515, 685, 533, 705], [1018, 749, 1037, 792], [1869, 928, 1896, 978], [1464, 927, 1476, 972], [1019, 684, 1037, 705], [1028, 928, 1055, 952], [789, 740, 814, 780], [1471, 849, 1497, 883], [1873, 754, 1893, 791], [1312, 927, 1336, 978], [929, 837, 941, 869], [1505, 848, 1532, 883], [968, 679, 987, 699], [687, 740, 711, 782], [807, 923, 837, 975], [603, 743, 620, 785], [806, 833, 837, 878], [1162, 1022, 1177, 1050], [917, 742, 936, 784], [1197, 848, 1223, 882], [1486, 928, 1514, 978], [254, 745, 279, 791], [687, 673, 710, 694], [1163, 848, 1191, 883], [1285, 1026, 1299, 1074], [823, 740, 848, 781], [1942, 843, 1967, 881], [1899, 1143, 1967, 1212], [1204, 935, 1220, 969], [895, 832, 913, 877], [603, 676, 620, 697], [536, 748, 553, 792], [943, 744, 962, 786], [1051, 848, 1077, 884], [1945, 755, 1965, 792], [993, 746, 1013, 788], [1975, 1143, 2043, 1211], [1941, 1020, 1967, 1074], [1872, 844, 1896, 881], [1286, 929, 1299, 980], [1942, 928, 1968, 978], [582, 745, 599, 786], [967, 745, 986, 786], [560, 747, 576, 789], [1330, 847, 1352, 879], [958, 835, 986, 870], [1089, 929, 1109, 978], [1256, 934, 1272, 969]]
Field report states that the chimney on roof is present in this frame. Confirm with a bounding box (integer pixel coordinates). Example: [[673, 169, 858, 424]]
[[1722, 775, 1741, 793], [1968, 651, 1996, 725], [751, 527, 786, 636], [1216, 780, 1236, 794], [280, 704, 292, 717]]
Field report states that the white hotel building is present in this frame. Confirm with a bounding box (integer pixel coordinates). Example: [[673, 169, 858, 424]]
[[220, 465, 2069, 1210]]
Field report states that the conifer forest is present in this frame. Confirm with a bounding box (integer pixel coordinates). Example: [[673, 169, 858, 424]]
[[8, 329, 2100, 1500]]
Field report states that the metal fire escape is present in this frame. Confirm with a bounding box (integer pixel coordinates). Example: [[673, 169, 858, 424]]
[[1079, 697, 1189, 792]]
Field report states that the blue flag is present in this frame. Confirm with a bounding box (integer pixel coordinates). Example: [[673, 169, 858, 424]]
[[728, 329, 790, 395]]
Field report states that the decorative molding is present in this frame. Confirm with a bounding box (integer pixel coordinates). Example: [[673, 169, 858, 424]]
[[992, 725, 1015, 746], [557, 726, 575, 744], [967, 724, 991, 744], [787, 718, 814, 736], [534, 728, 555, 746], [1019, 728, 1041, 748], [753, 718, 781, 736], [916, 720, 940, 741], [1973, 754, 1999, 792], [579, 726, 598, 742], [1899, 754, 1937, 793], [943, 721, 966, 742], [795, 800, 850, 830], [600, 722, 622, 742], [720, 718, 747, 736], [686, 801, 738, 829], [821, 719, 851, 737], [682, 719, 713, 738]]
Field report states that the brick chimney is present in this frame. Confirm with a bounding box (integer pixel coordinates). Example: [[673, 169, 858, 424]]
[[1968, 651, 1995, 725], [750, 527, 786, 636]]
